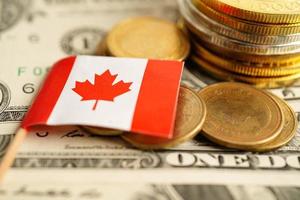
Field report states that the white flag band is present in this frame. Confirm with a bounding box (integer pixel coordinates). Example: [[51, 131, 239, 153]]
[[22, 56, 184, 138]]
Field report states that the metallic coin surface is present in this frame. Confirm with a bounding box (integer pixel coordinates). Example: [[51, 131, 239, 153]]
[[198, 82, 284, 150], [253, 93, 298, 151], [193, 45, 300, 77], [192, 41, 300, 67], [106, 16, 190, 60], [179, 0, 300, 45], [182, 13, 300, 56], [199, 0, 300, 24], [80, 126, 123, 136], [191, 56, 300, 88], [178, 0, 300, 87], [121, 86, 206, 149], [193, 0, 300, 35]]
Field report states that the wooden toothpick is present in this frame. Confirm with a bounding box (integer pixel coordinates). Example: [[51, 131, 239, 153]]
[[0, 128, 27, 182]]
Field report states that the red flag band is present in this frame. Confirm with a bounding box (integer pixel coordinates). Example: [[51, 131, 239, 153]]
[[22, 56, 184, 138]]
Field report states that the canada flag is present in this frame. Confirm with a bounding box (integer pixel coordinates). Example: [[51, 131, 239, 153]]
[[22, 56, 183, 138]]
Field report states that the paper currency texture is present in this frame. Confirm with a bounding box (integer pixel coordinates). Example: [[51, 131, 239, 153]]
[[0, 0, 300, 199]]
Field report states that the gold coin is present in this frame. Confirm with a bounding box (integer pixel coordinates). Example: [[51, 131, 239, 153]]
[[198, 82, 284, 150], [193, 45, 300, 77], [192, 0, 300, 35], [121, 86, 207, 149], [191, 56, 300, 88], [106, 16, 190, 60], [253, 93, 298, 152], [80, 126, 123, 136], [179, 0, 300, 45], [199, 0, 300, 24], [191, 38, 300, 66], [184, 20, 300, 55]]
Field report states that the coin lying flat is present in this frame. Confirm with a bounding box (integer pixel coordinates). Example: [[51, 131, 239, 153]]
[[253, 93, 298, 152], [198, 82, 284, 150], [187, 24, 300, 55], [191, 56, 300, 88], [182, 12, 300, 56], [106, 16, 190, 60], [121, 86, 206, 149], [194, 40, 300, 67], [179, 0, 300, 45], [193, 45, 300, 77], [178, 0, 300, 88], [80, 126, 123, 136], [199, 0, 300, 24], [193, 0, 300, 35]]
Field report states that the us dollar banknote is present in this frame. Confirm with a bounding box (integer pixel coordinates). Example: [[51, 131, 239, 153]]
[[1, 0, 300, 199], [1, 182, 300, 200], [1, 126, 300, 199], [0, 0, 178, 136]]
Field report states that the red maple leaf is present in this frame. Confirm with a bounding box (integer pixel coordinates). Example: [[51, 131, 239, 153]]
[[72, 70, 132, 110]]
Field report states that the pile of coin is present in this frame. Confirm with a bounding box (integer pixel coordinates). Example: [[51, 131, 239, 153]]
[[82, 82, 297, 152], [178, 0, 300, 88], [198, 82, 298, 151], [96, 16, 190, 60], [88, 16, 298, 151], [89, 16, 203, 149]]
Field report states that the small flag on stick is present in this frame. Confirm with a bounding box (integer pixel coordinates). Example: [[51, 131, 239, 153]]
[[0, 56, 183, 180]]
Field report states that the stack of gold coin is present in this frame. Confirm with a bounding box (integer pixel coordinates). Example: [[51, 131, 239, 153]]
[[96, 16, 190, 61], [90, 16, 298, 151], [198, 82, 298, 151], [178, 0, 300, 88]]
